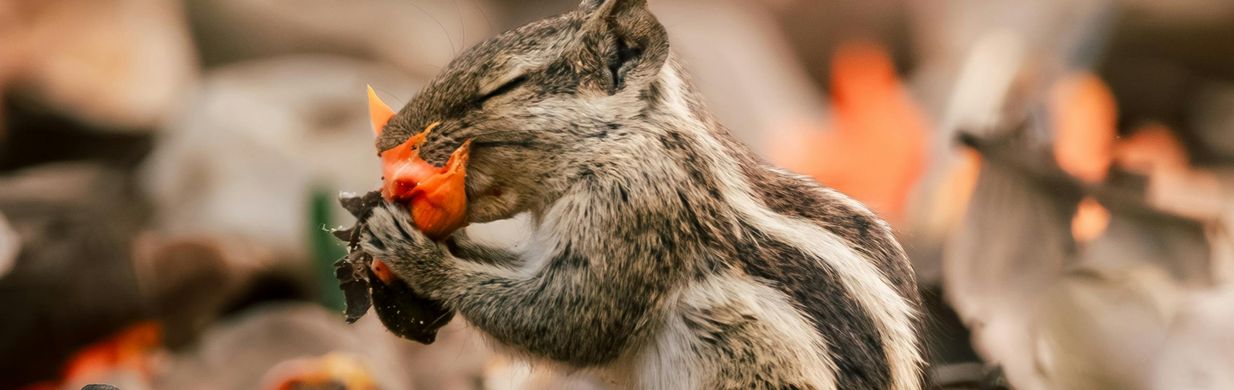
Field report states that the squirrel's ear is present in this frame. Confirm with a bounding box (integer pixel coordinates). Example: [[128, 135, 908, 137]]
[[573, 0, 668, 95], [367, 85, 395, 137]]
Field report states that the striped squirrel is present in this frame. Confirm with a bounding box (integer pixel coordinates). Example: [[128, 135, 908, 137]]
[[357, 0, 924, 388]]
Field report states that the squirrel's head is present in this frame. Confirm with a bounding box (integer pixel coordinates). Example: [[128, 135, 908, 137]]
[[374, 0, 672, 223]]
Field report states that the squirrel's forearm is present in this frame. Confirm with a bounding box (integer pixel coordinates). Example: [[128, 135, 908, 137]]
[[376, 226, 672, 365], [444, 233, 521, 268], [439, 250, 676, 366]]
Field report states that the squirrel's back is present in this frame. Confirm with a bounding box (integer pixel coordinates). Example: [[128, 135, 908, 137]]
[[592, 60, 923, 390]]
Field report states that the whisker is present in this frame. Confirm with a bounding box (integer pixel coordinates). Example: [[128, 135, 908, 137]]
[[432, 310, 453, 323], [406, 0, 458, 58], [372, 86, 404, 107], [454, 0, 466, 48], [472, 0, 494, 36]]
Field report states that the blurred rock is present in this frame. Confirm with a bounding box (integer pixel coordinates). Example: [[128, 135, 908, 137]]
[[1191, 83, 1234, 161], [767, 0, 914, 91], [1034, 233, 1234, 390], [944, 140, 1074, 390], [909, 0, 1110, 74], [184, 0, 494, 78], [0, 0, 197, 131], [482, 356, 605, 390], [1034, 258, 1181, 390], [141, 56, 419, 259], [260, 352, 378, 390], [484, 0, 574, 28], [156, 303, 414, 390], [0, 99, 155, 170], [0, 211, 17, 277], [55, 322, 162, 390], [651, 0, 827, 151], [929, 362, 1011, 390], [947, 119, 1234, 389], [1152, 285, 1234, 389], [1105, 0, 1234, 83], [397, 321, 492, 390], [131, 235, 237, 348], [0, 163, 150, 389]]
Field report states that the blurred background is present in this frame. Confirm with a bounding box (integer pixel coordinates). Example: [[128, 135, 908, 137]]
[[2, 0, 1233, 389]]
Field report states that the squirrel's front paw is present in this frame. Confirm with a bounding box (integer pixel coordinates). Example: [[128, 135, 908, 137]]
[[359, 201, 446, 275]]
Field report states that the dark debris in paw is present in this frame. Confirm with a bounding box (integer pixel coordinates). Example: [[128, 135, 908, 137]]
[[331, 190, 455, 344], [334, 252, 372, 323], [368, 267, 455, 344]]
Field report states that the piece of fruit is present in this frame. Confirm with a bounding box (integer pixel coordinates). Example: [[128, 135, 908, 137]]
[[369, 258, 396, 285], [332, 192, 454, 344], [368, 86, 471, 240], [405, 140, 471, 239]]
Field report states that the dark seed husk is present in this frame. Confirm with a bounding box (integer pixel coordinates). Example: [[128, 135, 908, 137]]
[[331, 226, 355, 242], [339, 191, 382, 219], [368, 267, 454, 344], [332, 190, 454, 344], [334, 252, 372, 323]]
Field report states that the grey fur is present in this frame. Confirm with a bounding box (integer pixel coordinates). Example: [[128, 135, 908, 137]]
[[359, 1, 923, 388]]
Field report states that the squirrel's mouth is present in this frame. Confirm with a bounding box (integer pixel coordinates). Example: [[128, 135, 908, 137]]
[[368, 86, 471, 240]]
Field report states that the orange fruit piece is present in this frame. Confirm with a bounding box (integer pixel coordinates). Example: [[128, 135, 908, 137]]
[[368, 87, 471, 240], [370, 258, 396, 285], [405, 140, 471, 240]]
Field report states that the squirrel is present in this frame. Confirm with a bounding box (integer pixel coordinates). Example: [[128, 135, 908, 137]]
[[356, 0, 924, 388]]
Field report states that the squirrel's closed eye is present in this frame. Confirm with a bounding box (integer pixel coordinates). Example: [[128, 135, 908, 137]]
[[476, 75, 528, 105]]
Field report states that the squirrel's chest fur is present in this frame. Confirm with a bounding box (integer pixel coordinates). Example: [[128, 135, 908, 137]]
[[516, 70, 923, 388]]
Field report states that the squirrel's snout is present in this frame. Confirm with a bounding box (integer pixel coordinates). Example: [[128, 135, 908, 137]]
[[370, 86, 471, 239]]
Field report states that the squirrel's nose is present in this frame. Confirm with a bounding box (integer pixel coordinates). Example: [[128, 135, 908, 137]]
[[369, 83, 471, 239], [382, 154, 438, 202], [377, 123, 472, 240], [379, 122, 439, 201]]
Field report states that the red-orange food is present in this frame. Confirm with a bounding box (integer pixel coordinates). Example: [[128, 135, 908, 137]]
[[370, 258, 396, 285], [368, 86, 471, 240]]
